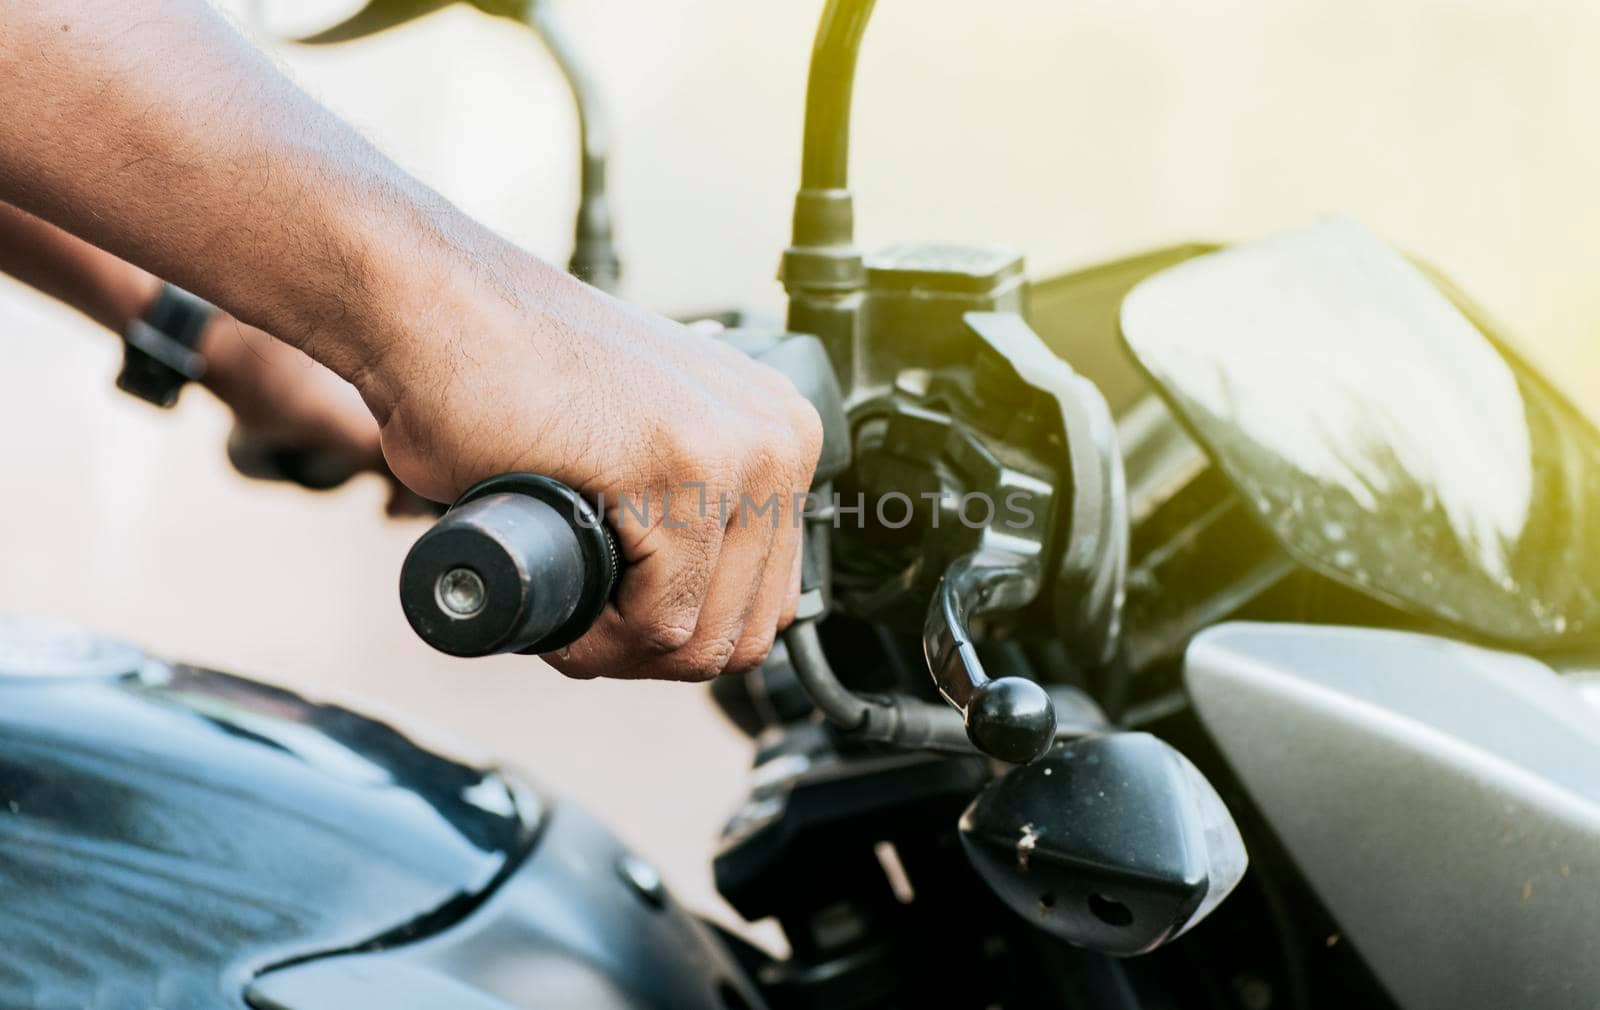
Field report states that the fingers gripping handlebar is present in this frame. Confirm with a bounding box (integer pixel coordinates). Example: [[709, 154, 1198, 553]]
[[396, 331, 1066, 763], [398, 331, 845, 659]]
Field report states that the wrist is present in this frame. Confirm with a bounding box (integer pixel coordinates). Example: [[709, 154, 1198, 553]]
[[321, 199, 572, 423], [257, 176, 490, 414]]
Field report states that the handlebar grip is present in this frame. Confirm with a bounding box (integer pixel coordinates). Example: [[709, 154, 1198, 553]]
[[398, 474, 619, 657], [399, 330, 844, 660]]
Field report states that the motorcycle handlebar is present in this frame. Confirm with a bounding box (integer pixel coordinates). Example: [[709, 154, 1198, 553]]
[[398, 480, 1073, 765], [393, 330, 1069, 763], [396, 480, 1004, 757]]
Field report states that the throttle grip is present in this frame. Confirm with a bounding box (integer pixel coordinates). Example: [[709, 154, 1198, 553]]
[[398, 474, 618, 657]]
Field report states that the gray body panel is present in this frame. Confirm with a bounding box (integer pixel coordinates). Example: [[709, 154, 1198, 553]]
[[1185, 622, 1600, 1010]]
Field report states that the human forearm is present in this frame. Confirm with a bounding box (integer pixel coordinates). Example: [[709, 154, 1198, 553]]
[[0, 0, 495, 402], [0, 200, 390, 486], [1, 0, 826, 684], [0, 202, 158, 332]]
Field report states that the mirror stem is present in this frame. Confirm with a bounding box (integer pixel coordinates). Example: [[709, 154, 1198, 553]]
[[799, 0, 876, 192], [782, 0, 876, 391], [524, 1, 620, 292]]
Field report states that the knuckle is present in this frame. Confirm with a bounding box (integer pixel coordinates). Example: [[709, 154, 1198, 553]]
[[636, 414, 682, 472], [637, 618, 696, 655], [661, 507, 727, 559], [652, 416, 731, 481], [787, 401, 825, 467], [667, 635, 738, 682], [683, 444, 743, 497], [687, 507, 730, 543], [727, 627, 777, 675], [655, 558, 713, 609], [752, 364, 799, 400], [741, 439, 789, 486], [777, 594, 800, 632], [789, 396, 824, 452]]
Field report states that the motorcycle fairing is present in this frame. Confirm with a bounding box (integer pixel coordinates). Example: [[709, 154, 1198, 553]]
[[1120, 218, 1600, 648], [1185, 622, 1600, 1010]]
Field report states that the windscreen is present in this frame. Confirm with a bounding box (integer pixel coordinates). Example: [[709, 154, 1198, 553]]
[[1119, 218, 1600, 648]]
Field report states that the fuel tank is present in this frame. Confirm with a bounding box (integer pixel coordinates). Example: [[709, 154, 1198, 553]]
[[0, 616, 759, 1010]]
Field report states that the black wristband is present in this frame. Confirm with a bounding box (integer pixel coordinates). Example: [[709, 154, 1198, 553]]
[[117, 283, 213, 408]]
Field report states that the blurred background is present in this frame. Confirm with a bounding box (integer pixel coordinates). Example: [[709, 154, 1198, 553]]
[[0, 0, 1596, 940]]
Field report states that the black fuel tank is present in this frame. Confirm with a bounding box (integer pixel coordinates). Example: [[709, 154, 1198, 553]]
[[0, 616, 536, 1009]]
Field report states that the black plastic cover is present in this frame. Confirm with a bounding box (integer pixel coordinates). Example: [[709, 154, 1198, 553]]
[[717, 330, 851, 485]]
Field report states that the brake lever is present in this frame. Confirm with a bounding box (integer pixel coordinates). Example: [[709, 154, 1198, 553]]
[[780, 528, 1066, 764], [922, 551, 1057, 763]]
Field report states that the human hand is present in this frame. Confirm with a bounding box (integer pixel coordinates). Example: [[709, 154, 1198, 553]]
[[362, 260, 823, 682], [200, 315, 431, 515]]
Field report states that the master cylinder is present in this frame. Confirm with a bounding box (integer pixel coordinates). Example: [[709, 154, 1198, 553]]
[[853, 243, 1024, 398]]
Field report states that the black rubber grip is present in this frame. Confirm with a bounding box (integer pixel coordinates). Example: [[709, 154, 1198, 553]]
[[399, 474, 618, 657]]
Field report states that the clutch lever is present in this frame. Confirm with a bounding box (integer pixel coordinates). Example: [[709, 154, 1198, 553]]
[[780, 529, 1073, 764], [922, 551, 1057, 764], [776, 515, 969, 755]]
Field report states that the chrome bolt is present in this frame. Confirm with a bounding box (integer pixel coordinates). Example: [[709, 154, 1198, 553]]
[[435, 568, 487, 619]]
